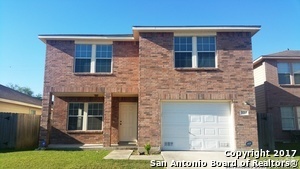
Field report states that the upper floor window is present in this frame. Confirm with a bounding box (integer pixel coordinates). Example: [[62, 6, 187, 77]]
[[75, 44, 112, 73], [96, 45, 112, 73], [281, 106, 300, 130], [174, 36, 216, 68], [278, 62, 300, 85], [75, 44, 92, 72]]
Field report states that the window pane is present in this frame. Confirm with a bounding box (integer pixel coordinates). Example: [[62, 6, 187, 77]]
[[294, 74, 300, 84], [293, 63, 300, 84], [68, 103, 84, 116], [175, 52, 192, 68], [281, 107, 295, 130], [174, 37, 192, 52], [68, 117, 83, 130], [282, 119, 295, 130], [292, 63, 300, 73], [75, 59, 91, 72], [96, 59, 111, 72], [75, 44, 92, 58], [198, 52, 215, 67], [88, 103, 103, 116], [197, 36, 215, 52], [96, 45, 112, 58], [278, 74, 291, 84], [296, 107, 300, 130], [87, 117, 102, 130], [277, 63, 289, 73]]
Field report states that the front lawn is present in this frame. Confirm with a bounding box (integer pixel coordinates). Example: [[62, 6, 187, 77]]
[[252, 143, 300, 169], [0, 149, 162, 169]]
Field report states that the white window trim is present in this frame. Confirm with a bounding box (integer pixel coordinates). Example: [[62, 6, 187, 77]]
[[68, 102, 104, 131], [278, 62, 300, 85], [174, 36, 217, 69], [281, 106, 300, 130], [74, 43, 113, 74]]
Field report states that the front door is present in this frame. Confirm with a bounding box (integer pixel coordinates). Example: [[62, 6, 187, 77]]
[[119, 102, 137, 142]]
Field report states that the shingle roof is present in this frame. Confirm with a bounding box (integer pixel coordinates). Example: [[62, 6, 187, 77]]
[[262, 50, 300, 57], [0, 84, 42, 106], [253, 50, 300, 66]]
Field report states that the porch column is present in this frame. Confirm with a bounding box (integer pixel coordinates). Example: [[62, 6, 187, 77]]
[[39, 92, 52, 147], [103, 92, 112, 147]]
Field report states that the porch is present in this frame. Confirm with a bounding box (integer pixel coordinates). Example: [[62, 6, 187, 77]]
[[40, 91, 138, 148]]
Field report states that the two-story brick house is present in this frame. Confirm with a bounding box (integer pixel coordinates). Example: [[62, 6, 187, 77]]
[[254, 50, 300, 147], [39, 25, 260, 151]]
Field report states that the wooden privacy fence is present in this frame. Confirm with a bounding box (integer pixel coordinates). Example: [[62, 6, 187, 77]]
[[0, 112, 40, 149], [257, 113, 275, 151]]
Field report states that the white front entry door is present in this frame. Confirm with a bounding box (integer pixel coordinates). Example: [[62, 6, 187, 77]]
[[119, 102, 137, 142]]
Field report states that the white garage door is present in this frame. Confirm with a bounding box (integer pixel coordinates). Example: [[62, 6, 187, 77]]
[[162, 101, 233, 151]]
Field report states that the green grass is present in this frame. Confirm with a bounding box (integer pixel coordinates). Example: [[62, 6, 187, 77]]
[[0, 149, 163, 169], [253, 142, 300, 169]]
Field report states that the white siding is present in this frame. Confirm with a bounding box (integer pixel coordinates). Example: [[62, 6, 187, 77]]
[[254, 62, 267, 113], [254, 62, 266, 86]]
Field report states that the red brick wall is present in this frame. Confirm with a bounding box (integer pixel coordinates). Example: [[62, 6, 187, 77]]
[[43, 40, 139, 92], [42, 32, 258, 150], [51, 97, 104, 144], [264, 60, 300, 141], [41, 40, 139, 144], [50, 96, 138, 144], [138, 32, 258, 150]]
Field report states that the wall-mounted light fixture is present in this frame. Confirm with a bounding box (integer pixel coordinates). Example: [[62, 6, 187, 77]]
[[243, 101, 251, 106]]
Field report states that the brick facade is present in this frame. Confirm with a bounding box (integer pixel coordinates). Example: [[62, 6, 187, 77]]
[[138, 32, 258, 150], [40, 27, 259, 150], [40, 40, 139, 145], [262, 60, 300, 141]]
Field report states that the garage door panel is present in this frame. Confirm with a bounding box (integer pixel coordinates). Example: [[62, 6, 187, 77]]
[[204, 128, 216, 135], [162, 101, 233, 151], [204, 140, 218, 149], [163, 127, 188, 137], [218, 128, 229, 135], [203, 115, 216, 123], [218, 116, 230, 123], [190, 139, 203, 150], [163, 138, 189, 150], [190, 115, 202, 122]]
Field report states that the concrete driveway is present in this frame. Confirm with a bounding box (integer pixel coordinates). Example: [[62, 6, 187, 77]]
[[161, 151, 246, 169]]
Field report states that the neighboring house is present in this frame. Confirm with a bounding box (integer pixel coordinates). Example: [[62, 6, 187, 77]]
[[0, 84, 42, 115], [254, 50, 300, 145], [39, 25, 260, 151]]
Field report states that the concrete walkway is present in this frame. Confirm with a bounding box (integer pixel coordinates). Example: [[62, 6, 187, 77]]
[[104, 150, 164, 160], [130, 154, 164, 160], [104, 150, 133, 159], [48, 144, 103, 149]]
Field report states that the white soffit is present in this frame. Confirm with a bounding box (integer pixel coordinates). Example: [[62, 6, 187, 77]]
[[132, 26, 261, 39]]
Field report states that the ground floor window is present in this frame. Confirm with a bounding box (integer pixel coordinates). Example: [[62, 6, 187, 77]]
[[68, 102, 103, 131], [281, 106, 300, 130]]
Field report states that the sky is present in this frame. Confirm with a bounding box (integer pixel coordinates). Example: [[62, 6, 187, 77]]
[[0, 0, 300, 95]]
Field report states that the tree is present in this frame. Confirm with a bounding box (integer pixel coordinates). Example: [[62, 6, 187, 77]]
[[6, 83, 41, 99]]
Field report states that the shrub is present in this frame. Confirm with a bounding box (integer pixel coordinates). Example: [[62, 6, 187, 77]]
[[144, 143, 151, 155]]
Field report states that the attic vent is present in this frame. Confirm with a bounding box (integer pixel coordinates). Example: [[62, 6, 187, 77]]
[[164, 142, 173, 146]]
